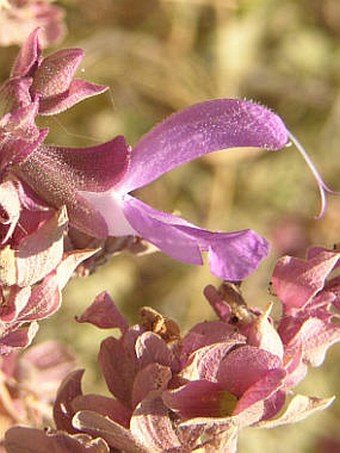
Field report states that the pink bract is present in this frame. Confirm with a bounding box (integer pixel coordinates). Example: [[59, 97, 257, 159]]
[[5, 282, 336, 452]]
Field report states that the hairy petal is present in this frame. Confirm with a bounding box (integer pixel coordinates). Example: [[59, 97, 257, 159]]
[[117, 99, 288, 193], [123, 196, 270, 281], [15, 137, 131, 237]]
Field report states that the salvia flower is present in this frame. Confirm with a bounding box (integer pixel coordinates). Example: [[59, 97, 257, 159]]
[[0, 30, 290, 282], [3, 30, 337, 283], [80, 100, 289, 281], [0, 29, 337, 356], [4, 282, 336, 452]]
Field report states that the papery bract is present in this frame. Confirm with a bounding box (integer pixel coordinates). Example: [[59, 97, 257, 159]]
[[272, 247, 340, 369], [5, 284, 336, 452]]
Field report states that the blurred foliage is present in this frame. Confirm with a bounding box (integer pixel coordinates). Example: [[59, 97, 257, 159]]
[[1, 0, 339, 451]]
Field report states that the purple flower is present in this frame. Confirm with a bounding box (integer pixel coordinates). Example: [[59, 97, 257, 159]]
[[5, 30, 336, 282], [79, 99, 289, 281], [1, 31, 290, 281]]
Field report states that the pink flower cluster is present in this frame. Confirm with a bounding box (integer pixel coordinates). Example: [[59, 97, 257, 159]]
[[4, 247, 339, 451]]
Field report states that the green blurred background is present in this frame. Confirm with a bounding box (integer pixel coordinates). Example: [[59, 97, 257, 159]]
[[4, 0, 340, 451]]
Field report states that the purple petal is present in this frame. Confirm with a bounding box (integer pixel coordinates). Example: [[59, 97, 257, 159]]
[[117, 99, 288, 193], [38, 79, 108, 115], [10, 28, 42, 78], [123, 196, 270, 281], [16, 137, 129, 197]]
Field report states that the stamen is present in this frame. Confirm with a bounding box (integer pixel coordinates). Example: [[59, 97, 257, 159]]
[[288, 131, 340, 218]]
